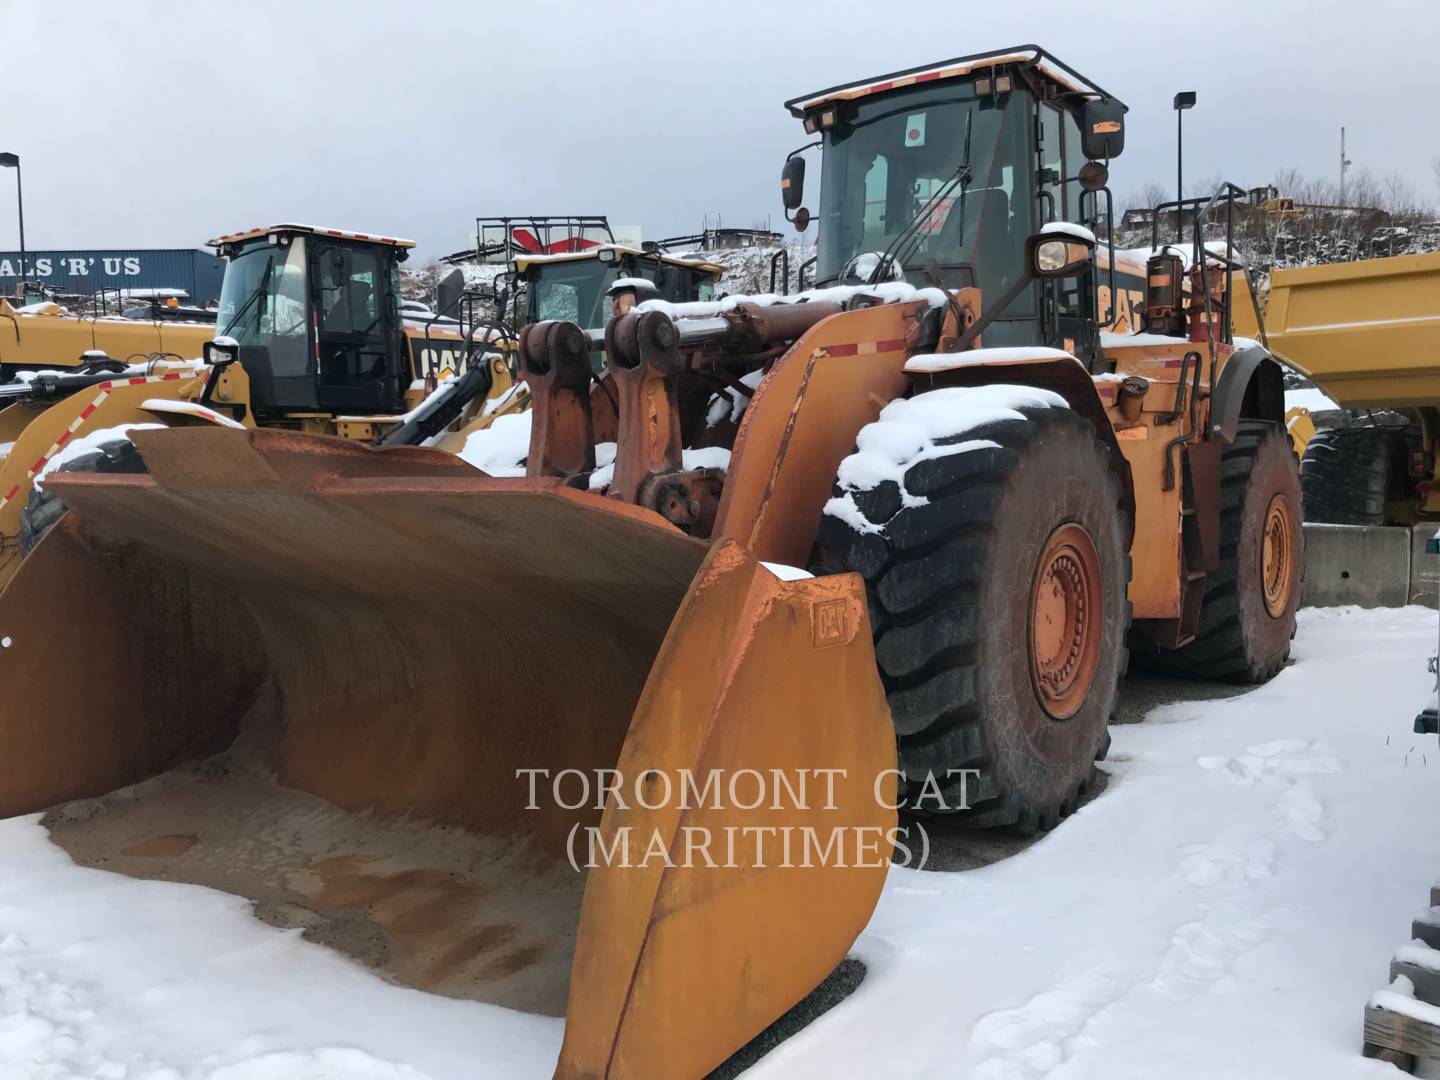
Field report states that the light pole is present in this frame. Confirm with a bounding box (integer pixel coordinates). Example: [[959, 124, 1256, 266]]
[[0, 154, 26, 301], [1173, 91, 1196, 242]]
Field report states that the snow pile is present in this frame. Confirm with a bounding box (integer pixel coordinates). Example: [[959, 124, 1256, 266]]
[[1040, 221, 1098, 244], [704, 368, 767, 427], [586, 445, 727, 493], [1285, 385, 1340, 413], [10, 356, 205, 385], [824, 385, 1067, 535], [672, 240, 815, 296], [32, 423, 165, 490], [607, 276, 657, 295], [905, 346, 1075, 372], [457, 412, 531, 476], [745, 605, 1440, 1079], [0, 814, 561, 1078], [634, 279, 948, 322]]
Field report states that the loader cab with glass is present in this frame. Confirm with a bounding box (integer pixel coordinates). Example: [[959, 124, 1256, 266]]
[[213, 225, 411, 419], [783, 51, 1126, 351], [515, 246, 721, 330]]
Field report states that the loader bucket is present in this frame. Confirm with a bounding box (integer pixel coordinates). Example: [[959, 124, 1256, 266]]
[[0, 427, 896, 1079]]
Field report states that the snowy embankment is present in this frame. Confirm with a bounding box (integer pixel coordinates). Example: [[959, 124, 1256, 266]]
[[0, 607, 1435, 1077]]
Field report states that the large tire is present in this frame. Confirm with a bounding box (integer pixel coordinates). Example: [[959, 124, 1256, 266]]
[[18, 439, 147, 555], [1300, 426, 1404, 525], [1139, 420, 1301, 682], [818, 396, 1130, 832]]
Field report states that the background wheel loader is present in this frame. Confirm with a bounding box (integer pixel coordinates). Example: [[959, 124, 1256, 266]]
[[0, 223, 524, 588], [0, 293, 215, 379], [0, 47, 1300, 1079]]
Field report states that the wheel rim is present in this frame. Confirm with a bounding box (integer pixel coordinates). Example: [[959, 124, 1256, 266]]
[[1029, 523, 1103, 720], [1261, 494, 1296, 618]]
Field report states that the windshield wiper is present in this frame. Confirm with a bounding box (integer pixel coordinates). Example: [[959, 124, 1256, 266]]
[[219, 259, 274, 339], [870, 111, 974, 285]]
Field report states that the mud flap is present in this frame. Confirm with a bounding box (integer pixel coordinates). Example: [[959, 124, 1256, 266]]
[[0, 427, 896, 1079]]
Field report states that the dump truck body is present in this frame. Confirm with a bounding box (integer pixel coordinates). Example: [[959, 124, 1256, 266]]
[[1235, 251, 1440, 410], [1235, 252, 1440, 526]]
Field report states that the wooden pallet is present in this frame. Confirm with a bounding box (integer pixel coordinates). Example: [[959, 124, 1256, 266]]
[[1364, 885, 1440, 1072]]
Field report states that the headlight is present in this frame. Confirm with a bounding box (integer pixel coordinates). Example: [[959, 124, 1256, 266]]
[[1036, 239, 1069, 273]]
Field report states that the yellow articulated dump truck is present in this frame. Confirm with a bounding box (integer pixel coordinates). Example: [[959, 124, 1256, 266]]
[[1234, 251, 1440, 525], [0, 48, 1300, 1078], [0, 223, 524, 589], [0, 297, 215, 378]]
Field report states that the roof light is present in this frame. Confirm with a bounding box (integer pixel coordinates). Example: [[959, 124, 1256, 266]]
[[975, 77, 992, 95], [819, 108, 838, 129], [995, 74, 1012, 92], [803, 115, 819, 134]]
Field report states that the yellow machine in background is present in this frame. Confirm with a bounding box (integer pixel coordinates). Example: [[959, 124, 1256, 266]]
[[0, 49, 1301, 1079], [0, 298, 214, 377], [0, 223, 523, 589], [1234, 251, 1440, 523]]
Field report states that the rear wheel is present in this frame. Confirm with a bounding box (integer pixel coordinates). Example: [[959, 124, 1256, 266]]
[[1137, 420, 1301, 682], [19, 439, 147, 555], [1300, 426, 1404, 525], [818, 393, 1130, 832]]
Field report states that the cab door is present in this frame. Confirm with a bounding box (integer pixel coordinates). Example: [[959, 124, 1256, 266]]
[[311, 241, 403, 412], [1036, 103, 1101, 366]]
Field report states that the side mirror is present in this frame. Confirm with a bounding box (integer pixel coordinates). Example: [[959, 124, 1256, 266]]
[[781, 155, 806, 211], [1080, 97, 1125, 160], [435, 267, 465, 317], [205, 336, 240, 368], [596, 247, 619, 265], [1078, 160, 1109, 192], [1026, 226, 1096, 279]]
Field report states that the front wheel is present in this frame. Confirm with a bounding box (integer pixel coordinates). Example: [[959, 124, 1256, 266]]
[[818, 390, 1130, 832]]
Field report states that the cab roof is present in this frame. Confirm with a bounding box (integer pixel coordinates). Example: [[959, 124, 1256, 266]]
[[785, 44, 1125, 118], [207, 224, 416, 249], [513, 244, 725, 277]]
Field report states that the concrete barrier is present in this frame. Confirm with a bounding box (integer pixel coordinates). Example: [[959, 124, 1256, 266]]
[[1301, 523, 1413, 608], [1413, 525, 1440, 608]]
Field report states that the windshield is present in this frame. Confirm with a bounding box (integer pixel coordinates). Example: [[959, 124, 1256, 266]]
[[215, 238, 310, 378], [816, 84, 1032, 315], [529, 260, 624, 329]]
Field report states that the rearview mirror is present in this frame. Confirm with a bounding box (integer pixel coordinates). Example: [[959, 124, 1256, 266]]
[[1026, 226, 1096, 279], [781, 156, 806, 211], [1078, 160, 1109, 192], [435, 267, 465, 317], [1080, 97, 1125, 160]]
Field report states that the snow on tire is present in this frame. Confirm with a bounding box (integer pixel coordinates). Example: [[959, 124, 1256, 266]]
[[817, 386, 1130, 833]]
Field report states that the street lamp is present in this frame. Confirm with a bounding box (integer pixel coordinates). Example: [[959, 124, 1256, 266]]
[[1173, 92, 1196, 242], [0, 153, 25, 302]]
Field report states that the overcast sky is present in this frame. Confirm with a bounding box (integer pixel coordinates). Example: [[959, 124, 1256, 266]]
[[8, 1, 1437, 261]]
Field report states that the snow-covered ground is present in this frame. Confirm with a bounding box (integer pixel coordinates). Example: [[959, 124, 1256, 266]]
[[0, 606, 1435, 1078]]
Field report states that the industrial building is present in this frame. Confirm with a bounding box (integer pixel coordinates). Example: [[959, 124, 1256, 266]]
[[0, 247, 225, 305]]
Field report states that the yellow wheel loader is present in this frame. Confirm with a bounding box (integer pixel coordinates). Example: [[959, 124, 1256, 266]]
[[0, 223, 523, 588], [0, 295, 215, 378], [0, 48, 1300, 1079]]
